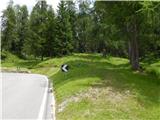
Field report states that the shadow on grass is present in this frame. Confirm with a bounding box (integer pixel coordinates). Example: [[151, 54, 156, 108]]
[[15, 57, 51, 69], [73, 53, 104, 61], [52, 58, 160, 107], [15, 60, 41, 69], [142, 58, 160, 65]]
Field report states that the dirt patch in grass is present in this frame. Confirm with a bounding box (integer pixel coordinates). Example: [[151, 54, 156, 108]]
[[57, 85, 134, 113]]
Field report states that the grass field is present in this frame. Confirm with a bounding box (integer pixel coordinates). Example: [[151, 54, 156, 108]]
[[1, 52, 160, 120]]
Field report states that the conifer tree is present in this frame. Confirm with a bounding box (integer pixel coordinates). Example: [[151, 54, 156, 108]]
[[15, 5, 29, 57], [1, 0, 16, 52], [55, 1, 73, 56], [29, 0, 48, 60]]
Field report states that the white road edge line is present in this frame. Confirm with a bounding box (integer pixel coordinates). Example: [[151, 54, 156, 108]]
[[37, 75, 49, 120], [0, 72, 2, 120], [51, 83, 56, 120]]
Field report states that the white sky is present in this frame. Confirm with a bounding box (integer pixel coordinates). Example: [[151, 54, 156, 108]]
[[0, 0, 60, 16]]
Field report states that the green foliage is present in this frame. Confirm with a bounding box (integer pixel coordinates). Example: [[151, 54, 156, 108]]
[[66, 1, 77, 51], [55, 1, 73, 56], [44, 6, 56, 57], [23, 0, 57, 59], [1, 51, 22, 64], [139, 2, 160, 59], [29, 0, 49, 59], [94, 1, 160, 70], [15, 5, 29, 57], [76, 0, 94, 52], [1, 0, 160, 65], [1, 0, 16, 51]]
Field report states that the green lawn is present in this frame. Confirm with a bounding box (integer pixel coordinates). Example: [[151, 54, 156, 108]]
[[1, 53, 160, 120]]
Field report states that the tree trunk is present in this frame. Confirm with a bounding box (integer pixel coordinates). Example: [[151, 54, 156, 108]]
[[128, 40, 131, 64], [41, 54, 44, 61], [102, 48, 107, 57], [129, 22, 139, 70]]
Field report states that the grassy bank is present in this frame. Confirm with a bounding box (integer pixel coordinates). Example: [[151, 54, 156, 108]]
[[1, 52, 160, 120]]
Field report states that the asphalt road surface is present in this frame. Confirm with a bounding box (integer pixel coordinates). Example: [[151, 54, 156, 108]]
[[1, 73, 55, 120]]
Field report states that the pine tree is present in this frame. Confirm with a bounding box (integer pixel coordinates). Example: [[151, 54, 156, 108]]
[[29, 0, 48, 60], [14, 5, 29, 57], [45, 6, 56, 57], [94, 1, 142, 70], [55, 1, 73, 56], [66, 1, 77, 51], [76, 0, 93, 52], [1, 0, 16, 52]]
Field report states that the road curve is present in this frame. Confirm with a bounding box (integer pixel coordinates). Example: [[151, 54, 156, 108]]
[[1, 73, 54, 120]]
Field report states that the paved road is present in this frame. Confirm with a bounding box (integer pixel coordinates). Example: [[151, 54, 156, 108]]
[[1, 73, 55, 120]]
